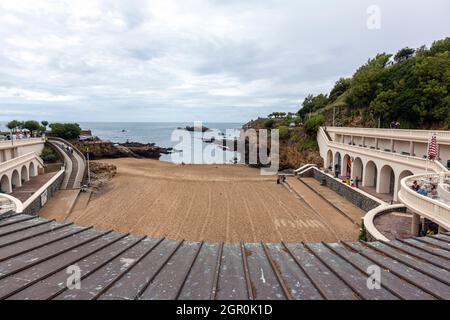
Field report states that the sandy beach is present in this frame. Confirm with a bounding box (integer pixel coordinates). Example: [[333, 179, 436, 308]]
[[41, 158, 359, 243]]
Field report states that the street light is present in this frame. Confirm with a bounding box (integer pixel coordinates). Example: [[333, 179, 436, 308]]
[[86, 147, 91, 186]]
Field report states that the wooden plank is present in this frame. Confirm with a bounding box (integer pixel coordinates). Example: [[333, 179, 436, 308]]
[[215, 243, 248, 300], [177, 243, 221, 300], [285, 243, 358, 300]]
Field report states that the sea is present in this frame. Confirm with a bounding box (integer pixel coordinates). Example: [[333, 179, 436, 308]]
[[0, 122, 243, 164]]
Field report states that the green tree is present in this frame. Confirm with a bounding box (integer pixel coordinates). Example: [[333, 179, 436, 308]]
[[40, 145, 59, 163], [23, 120, 41, 133], [346, 53, 392, 109], [298, 94, 328, 118], [49, 123, 82, 139], [41, 121, 49, 130], [264, 119, 275, 128], [429, 37, 450, 56], [394, 47, 415, 63], [329, 78, 351, 102], [304, 114, 325, 137], [6, 120, 19, 132]]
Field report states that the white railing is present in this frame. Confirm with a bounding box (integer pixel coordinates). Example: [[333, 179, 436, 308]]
[[0, 137, 45, 150], [438, 183, 450, 204], [398, 173, 450, 230], [0, 152, 44, 174], [0, 193, 23, 213], [318, 127, 445, 173], [294, 163, 317, 174], [325, 126, 450, 143], [22, 168, 64, 211]]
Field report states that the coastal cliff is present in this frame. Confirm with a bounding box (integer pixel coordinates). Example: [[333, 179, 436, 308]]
[[242, 118, 322, 170]]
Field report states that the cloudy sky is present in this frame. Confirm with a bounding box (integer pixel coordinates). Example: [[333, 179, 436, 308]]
[[0, 0, 449, 123]]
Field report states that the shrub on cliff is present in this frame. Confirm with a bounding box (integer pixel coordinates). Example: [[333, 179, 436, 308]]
[[264, 119, 275, 128], [277, 126, 290, 140], [49, 123, 82, 139], [304, 114, 324, 137], [40, 145, 59, 163]]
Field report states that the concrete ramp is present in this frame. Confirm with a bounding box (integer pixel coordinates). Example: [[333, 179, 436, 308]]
[[39, 189, 80, 221]]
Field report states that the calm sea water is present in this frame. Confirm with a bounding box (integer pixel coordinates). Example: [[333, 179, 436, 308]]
[[0, 122, 243, 164]]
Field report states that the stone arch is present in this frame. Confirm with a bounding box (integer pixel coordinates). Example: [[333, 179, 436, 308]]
[[334, 152, 342, 175], [11, 170, 21, 189], [21, 165, 29, 183], [0, 175, 11, 193], [352, 157, 363, 181], [342, 154, 352, 178], [378, 165, 395, 195], [325, 149, 333, 170], [29, 162, 37, 177], [397, 169, 414, 195], [364, 160, 377, 187]]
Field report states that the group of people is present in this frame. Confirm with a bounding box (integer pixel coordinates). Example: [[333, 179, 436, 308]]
[[0, 132, 33, 141], [390, 121, 401, 129], [65, 145, 74, 155], [276, 175, 287, 184], [342, 176, 360, 188], [411, 180, 438, 199]]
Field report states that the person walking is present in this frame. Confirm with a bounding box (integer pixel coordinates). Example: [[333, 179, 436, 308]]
[[355, 176, 360, 188], [334, 164, 339, 178]]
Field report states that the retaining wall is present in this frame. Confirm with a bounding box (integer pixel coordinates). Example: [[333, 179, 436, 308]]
[[22, 170, 64, 216], [299, 167, 383, 212]]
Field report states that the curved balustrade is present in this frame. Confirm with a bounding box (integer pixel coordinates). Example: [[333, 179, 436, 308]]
[[318, 127, 445, 173], [398, 173, 450, 230], [0, 194, 23, 213], [438, 183, 450, 204], [326, 126, 450, 143]]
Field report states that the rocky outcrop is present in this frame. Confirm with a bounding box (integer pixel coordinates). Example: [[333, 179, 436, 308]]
[[180, 125, 210, 132], [73, 140, 172, 160], [90, 162, 117, 180]]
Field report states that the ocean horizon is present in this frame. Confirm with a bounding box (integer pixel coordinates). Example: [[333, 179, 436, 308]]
[[0, 121, 244, 164]]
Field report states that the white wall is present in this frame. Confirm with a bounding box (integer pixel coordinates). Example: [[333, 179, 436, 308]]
[[16, 143, 45, 157]]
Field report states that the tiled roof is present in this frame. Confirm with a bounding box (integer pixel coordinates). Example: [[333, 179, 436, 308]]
[[0, 213, 449, 300]]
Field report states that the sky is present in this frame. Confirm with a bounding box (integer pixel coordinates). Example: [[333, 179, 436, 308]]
[[0, 0, 449, 123]]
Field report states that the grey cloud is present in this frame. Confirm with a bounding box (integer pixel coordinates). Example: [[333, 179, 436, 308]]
[[0, 0, 449, 123]]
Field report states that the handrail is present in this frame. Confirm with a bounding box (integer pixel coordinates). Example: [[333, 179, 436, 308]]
[[0, 138, 45, 150], [437, 183, 450, 204], [398, 173, 450, 230], [363, 204, 407, 241], [48, 137, 87, 183], [319, 127, 446, 173], [294, 163, 317, 174], [22, 168, 64, 210], [0, 193, 24, 213], [325, 126, 450, 140]]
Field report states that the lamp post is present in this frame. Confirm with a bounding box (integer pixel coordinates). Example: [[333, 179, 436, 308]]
[[87, 147, 91, 186], [333, 107, 336, 127]]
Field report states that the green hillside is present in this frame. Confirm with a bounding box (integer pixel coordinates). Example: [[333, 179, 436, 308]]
[[300, 37, 450, 129]]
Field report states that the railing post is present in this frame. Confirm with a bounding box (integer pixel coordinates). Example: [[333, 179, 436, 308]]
[[411, 212, 421, 236]]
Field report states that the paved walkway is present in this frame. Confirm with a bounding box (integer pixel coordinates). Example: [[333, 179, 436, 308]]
[[39, 189, 81, 221], [48, 139, 85, 189], [359, 186, 396, 203], [300, 177, 365, 224], [285, 177, 359, 239], [9, 172, 58, 202], [374, 211, 414, 240]]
